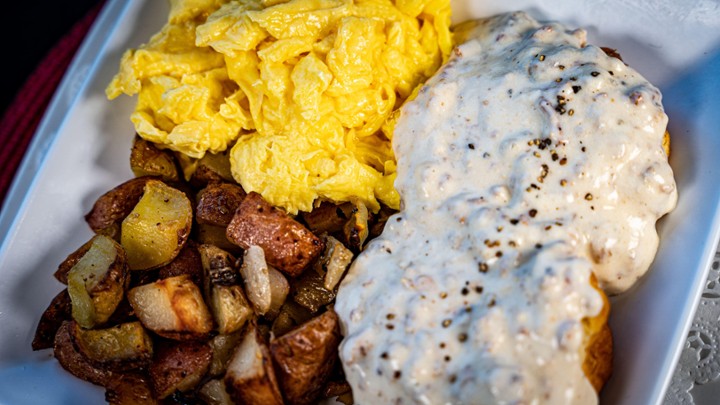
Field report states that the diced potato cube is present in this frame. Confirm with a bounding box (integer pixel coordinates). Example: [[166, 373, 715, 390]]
[[67, 235, 129, 328], [121, 180, 192, 270], [127, 275, 213, 340]]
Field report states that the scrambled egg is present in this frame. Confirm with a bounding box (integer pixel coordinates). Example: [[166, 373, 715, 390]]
[[107, 0, 452, 214]]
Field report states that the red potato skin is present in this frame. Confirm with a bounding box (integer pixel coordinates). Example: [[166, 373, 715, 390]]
[[270, 310, 342, 405], [226, 192, 324, 277], [53, 321, 115, 387], [84, 176, 157, 236], [149, 340, 213, 399], [299, 201, 354, 235], [32, 289, 72, 351], [157, 241, 203, 286], [196, 182, 247, 227], [105, 372, 158, 405], [54, 240, 93, 284], [225, 324, 285, 405]]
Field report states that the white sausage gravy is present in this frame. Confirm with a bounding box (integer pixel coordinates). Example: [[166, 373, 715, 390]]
[[334, 11, 677, 405]]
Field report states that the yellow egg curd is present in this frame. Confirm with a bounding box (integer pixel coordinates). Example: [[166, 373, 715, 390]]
[[107, 0, 452, 214]]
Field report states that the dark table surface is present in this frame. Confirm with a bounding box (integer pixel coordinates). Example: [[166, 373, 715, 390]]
[[0, 1, 105, 211], [1, 1, 104, 115]]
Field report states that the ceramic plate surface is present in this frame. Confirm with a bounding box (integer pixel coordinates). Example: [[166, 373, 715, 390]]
[[0, 0, 718, 403]]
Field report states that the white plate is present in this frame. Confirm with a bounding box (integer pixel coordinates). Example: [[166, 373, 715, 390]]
[[0, 0, 718, 403]]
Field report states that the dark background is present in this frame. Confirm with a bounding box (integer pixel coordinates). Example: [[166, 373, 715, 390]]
[[1, 0, 104, 117]]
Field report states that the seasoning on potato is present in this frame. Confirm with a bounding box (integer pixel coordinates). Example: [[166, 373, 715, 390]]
[[106, 0, 452, 214]]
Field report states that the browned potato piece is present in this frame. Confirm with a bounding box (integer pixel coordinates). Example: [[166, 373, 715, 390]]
[[105, 373, 158, 405], [227, 192, 324, 276], [149, 340, 213, 399], [104, 297, 138, 327], [188, 150, 234, 189], [270, 310, 342, 405], [54, 321, 115, 387], [67, 235, 129, 328], [32, 289, 72, 351], [158, 241, 203, 286], [84, 176, 156, 239], [196, 183, 247, 226], [70, 321, 153, 370], [130, 136, 180, 182], [225, 323, 284, 405], [300, 201, 354, 235], [121, 180, 193, 270], [54, 239, 93, 284], [128, 269, 161, 289], [198, 379, 233, 405], [127, 275, 213, 340], [199, 244, 253, 334]]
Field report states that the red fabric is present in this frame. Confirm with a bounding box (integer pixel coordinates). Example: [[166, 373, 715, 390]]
[[0, 2, 105, 210]]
